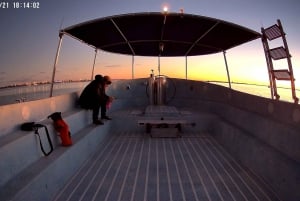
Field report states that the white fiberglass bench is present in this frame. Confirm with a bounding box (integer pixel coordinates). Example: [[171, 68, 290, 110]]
[[138, 105, 193, 137]]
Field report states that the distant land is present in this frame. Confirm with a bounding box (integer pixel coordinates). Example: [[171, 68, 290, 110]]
[[0, 79, 91, 90]]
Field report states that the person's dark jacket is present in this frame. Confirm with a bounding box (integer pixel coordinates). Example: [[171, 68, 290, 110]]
[[79, 80, 103, 109]]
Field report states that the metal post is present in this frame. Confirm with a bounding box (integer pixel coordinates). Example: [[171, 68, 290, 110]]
[[223, 51, 232, 89], [158, 42, 164, 76], [132, 55, 134, 79], [91, 49, 98, 80], [157, 55, 161, 104], [185, 56, 188, 80], [50, 32, 63, 97], [158, 55, 161, 76]]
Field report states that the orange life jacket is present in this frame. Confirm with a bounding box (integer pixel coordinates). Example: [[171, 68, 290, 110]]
[[54, 119, 72, 146]]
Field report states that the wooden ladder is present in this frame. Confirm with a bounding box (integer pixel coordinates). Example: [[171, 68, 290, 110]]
[[261, 19, 298, 103]]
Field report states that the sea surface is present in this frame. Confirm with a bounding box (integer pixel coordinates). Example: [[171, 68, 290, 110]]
[[0, 80, 298, 106], [0, 82, 89, 106]]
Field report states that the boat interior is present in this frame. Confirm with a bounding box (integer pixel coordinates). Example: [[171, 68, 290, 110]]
[[0, 78, 300, 201], [1, 12, 300, 201]]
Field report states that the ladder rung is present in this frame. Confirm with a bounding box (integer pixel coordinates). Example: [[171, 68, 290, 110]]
[[269, 46, 288, 60], [272, 69, 291, 80], [264, 24, 282, 40]]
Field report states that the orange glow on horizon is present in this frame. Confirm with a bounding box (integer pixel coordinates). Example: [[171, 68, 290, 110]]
[[55, 38, 279, 87], [58, 55, 271, 85]]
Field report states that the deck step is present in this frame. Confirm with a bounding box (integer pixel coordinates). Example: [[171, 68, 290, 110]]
[[0, 122, 110, 201], [0, 109, 93, 189]]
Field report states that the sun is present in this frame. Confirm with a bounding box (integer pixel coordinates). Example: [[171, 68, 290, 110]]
[[161, 3, 170, 13]]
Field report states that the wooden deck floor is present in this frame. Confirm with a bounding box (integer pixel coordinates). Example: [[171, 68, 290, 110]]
[[52, 131, 281, 201]]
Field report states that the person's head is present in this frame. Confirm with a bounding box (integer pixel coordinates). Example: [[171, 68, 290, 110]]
[[95, 74, 103, 82], [103, 75, 112, 85]]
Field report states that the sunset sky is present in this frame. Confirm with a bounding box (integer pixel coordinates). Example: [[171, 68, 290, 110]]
[[0, 0, 299, 88]]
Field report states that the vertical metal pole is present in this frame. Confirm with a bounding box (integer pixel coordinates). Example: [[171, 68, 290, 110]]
[[157, 55, 163, 104], [223, 51, 232, 89], [91, 49, 98, 80], [132, 55, 135, 79], [50, 32, 63, 97], [185, 56, 188, 80], [158, 55, 161, 76]]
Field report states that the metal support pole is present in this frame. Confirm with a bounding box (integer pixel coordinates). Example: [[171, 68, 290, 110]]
[[158, 42, 164, 77], [158, 55, 161, 76], [157, 55, 161, 105], [185, 56, 188, 80], [132, 55, 135, 79], [223, 51, 232, 89], [50, 32, 63, 97], [91, 49, 98, 80]]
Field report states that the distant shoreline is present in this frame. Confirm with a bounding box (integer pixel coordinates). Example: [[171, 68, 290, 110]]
[[0, 79, 91, 90], [0, 81, 89, 106], [0, 79, 298, 105], [2, 79, 297, 92]]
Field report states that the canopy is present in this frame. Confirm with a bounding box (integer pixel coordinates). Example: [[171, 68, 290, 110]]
[[61, 12, 261, 57]]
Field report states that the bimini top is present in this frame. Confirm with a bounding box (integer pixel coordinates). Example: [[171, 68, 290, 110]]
[[61, 12, 261, 57]]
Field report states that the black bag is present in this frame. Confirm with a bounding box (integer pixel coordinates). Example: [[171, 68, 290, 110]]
[[20, 122, 54, 156], [20, 122, 36, 131]]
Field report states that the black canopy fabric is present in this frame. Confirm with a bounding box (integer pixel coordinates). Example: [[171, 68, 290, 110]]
[[62, 12, 261, 57]]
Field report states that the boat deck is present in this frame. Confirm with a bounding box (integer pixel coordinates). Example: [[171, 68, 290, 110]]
[[53, 129, 280, 201]]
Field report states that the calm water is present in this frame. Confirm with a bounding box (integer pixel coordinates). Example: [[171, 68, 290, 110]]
[[0, 81, 297, 106], [0, 82, 89, 106], [229, 83, 298, 103]]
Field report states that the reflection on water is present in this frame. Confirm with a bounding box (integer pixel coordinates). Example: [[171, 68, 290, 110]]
[[0, 80, 298, 106]]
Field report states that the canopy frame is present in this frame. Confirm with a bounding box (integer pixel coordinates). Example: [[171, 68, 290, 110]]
[[49, 12, 261, 97]]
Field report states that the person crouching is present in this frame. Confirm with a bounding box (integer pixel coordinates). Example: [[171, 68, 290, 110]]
[[79, 74, 104, 125]]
